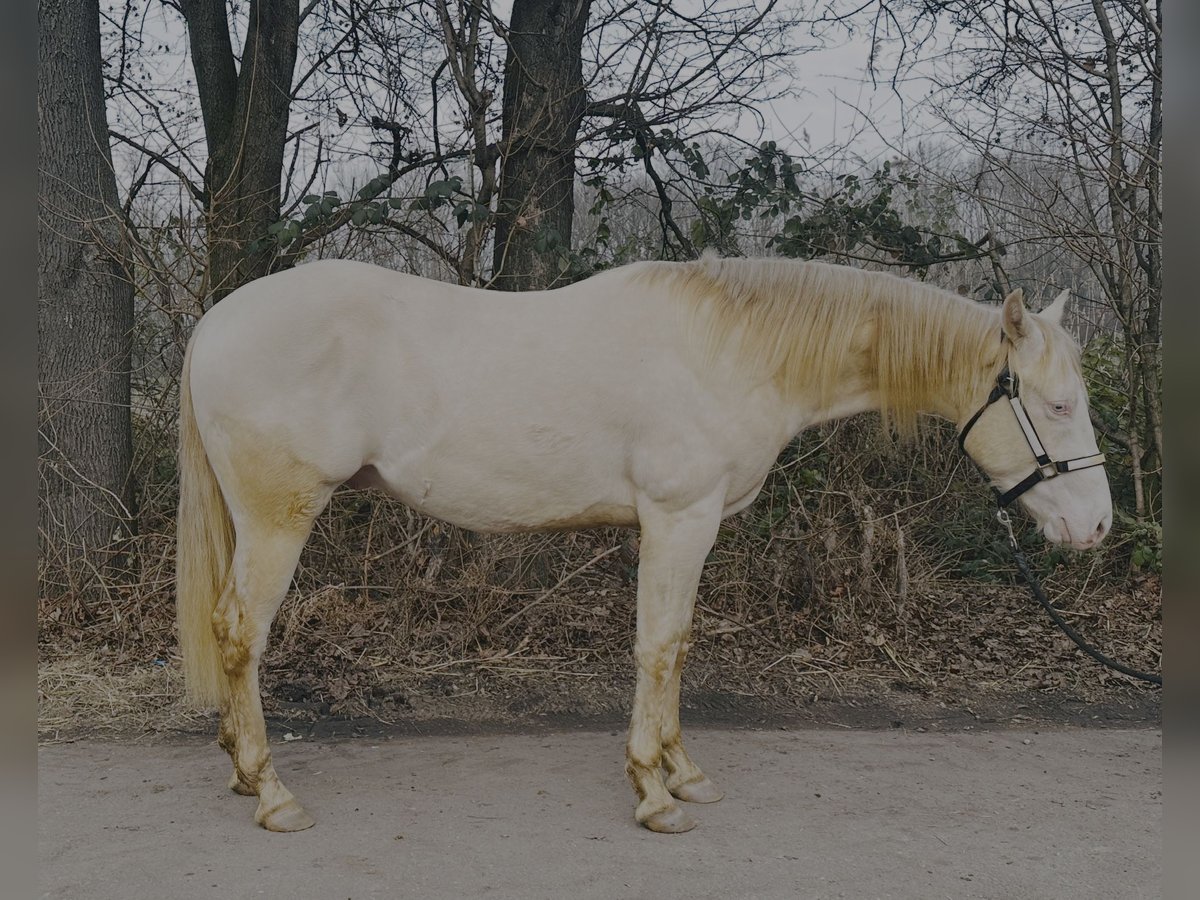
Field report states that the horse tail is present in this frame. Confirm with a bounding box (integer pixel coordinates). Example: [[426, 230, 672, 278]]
[[175, 335, 233, 708]]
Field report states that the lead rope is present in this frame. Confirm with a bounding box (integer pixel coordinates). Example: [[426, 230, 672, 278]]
[[994, 509, 1162, 686]]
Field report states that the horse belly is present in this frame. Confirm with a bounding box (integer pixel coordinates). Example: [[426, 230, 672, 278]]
[[481, 502, 640, 533], [382, 477, 639, 533], [364, 434, 639, 533]]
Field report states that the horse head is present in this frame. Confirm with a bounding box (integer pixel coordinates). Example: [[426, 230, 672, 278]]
[[959, 289, 1112, 550]]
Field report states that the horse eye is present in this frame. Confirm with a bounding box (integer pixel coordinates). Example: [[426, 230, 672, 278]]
[[1049, 402, 1070, 415]]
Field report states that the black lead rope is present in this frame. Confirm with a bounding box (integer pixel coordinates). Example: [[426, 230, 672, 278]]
[[994, 509, 1162, 686]]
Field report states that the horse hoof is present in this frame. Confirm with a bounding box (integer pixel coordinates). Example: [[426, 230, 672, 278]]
[[671, 776, 723, 804], [642, 805, 697, 834], [256, 799, 315, 832], [228, 772, 256, 796]]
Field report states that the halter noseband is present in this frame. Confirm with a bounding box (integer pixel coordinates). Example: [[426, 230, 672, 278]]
[[958, 362, 1106, 508]]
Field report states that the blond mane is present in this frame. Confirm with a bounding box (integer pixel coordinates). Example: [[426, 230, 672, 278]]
[[637, 254, 1010, 435]]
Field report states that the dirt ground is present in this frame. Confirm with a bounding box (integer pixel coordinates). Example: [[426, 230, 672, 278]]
[[39, 716, 1160, 900]]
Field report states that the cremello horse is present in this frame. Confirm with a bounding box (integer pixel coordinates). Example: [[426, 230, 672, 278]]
[[177, 254, 1111, 833]]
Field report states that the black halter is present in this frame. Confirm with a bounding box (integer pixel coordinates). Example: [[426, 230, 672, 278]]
[[958, 362, 1107, 508]]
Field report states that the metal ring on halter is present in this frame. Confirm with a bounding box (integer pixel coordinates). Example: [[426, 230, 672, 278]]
[[957, 360, 1107, 509], [995, 508, 1016, 548]]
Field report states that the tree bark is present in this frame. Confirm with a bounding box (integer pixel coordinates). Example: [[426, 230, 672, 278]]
[[1139, 0, 1164, 473], [38, 0, 136, 596], [492, 0, 591, 291], [1092, 0, 1155, 518], [180, 0, 299, 303]]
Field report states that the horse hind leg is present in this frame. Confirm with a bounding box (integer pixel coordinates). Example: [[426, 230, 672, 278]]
[[661, 641, 723, 805], [212, 574, 255, 797], [214, 486, 328, 832]]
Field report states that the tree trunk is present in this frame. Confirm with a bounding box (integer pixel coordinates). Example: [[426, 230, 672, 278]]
[[492, 0, 591, 291], [181, 0, 299, 303], [38, 0, 136, 598], [1139, 0, 1164, 475]]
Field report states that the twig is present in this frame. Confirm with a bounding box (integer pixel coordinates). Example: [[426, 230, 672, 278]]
[[696, 603, 785, 651], [494, 546, 622, 633]]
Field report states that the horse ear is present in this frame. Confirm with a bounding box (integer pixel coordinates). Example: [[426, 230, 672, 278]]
[[1041, 289, 1070, 326], [1001, 288, 1027, 342]]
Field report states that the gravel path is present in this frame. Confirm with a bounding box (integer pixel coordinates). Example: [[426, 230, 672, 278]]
[[39, 725, 1160, 900]]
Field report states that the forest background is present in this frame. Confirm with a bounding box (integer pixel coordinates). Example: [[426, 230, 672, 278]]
[[37, 0, 1162, 733]]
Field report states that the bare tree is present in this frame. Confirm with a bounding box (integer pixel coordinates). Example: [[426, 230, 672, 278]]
[[39, 0, 136, 596], [492, 0, 593, 290], [179, 0, 301, 302], [256, 1, 803, 281]]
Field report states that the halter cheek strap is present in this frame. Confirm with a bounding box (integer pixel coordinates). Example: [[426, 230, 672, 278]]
[[957, 363, 1106, 508]]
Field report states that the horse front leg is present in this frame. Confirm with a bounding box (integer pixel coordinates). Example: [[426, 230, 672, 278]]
[[626, 493, 723, 833]]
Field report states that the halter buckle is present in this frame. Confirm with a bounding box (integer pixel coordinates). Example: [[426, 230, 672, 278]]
[[998, 368, 1018, 397]]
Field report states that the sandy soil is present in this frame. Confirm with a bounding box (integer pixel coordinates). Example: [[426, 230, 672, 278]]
[[39, 723, 1160, 900]]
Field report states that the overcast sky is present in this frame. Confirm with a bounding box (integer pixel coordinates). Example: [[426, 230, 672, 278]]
[[106, 1, 939, 198]]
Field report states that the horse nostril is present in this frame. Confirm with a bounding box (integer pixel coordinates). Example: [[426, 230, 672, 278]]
[[1093, 520, 1109, 542]]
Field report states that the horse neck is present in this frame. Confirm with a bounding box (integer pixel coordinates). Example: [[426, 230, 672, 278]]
[[668, 257, 1006, 433], [798, 285, 1005, 432], [873, 287, 1006, 429]]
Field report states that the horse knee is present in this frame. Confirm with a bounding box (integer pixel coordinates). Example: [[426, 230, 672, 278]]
[[634, 643, 677, 683]]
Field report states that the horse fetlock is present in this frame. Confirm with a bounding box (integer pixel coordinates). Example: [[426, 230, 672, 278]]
[[625, 758, 653, 799], [233, 749, 272, 788], [220, 738, 258, 796], [232, 763, 260, 794], [216, 724, 237, 755], [228, 769, 257, 796]]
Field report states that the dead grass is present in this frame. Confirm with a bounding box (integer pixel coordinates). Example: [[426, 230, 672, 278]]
[[38, 653, 211, 743]]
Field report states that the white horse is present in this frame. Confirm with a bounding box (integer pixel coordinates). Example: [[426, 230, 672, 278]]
[[177, 254, 1111, 833]]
